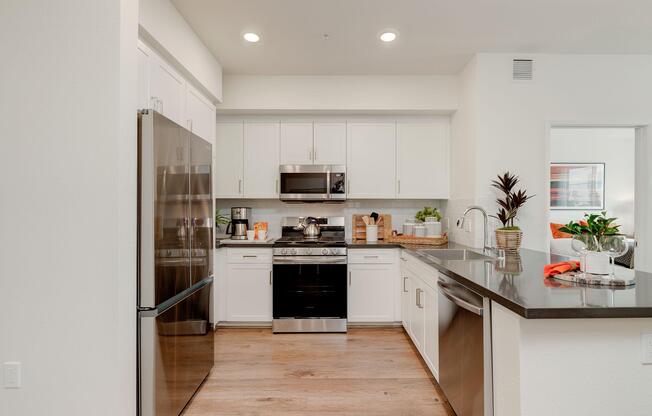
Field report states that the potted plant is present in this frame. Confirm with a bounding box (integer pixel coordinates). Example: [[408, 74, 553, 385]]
[[491, 172, 534, 252], [215, 208, 231, 234], [559, 212, 621, 275]]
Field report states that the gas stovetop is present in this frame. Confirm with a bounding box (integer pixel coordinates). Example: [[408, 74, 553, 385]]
[[274, 236, 346, 247], [273, 216, 346, 256]]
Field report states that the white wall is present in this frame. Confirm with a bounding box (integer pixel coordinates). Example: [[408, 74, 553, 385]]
[[215, 199, 445, 239], [549, 127, 636, 236], [448, 56, 481, 247], [0, 1, 137, 415], [139, 0, 223, 102], [635, 128, 652, 273], [455, 53, 652, 255], [217, 75, 458, 113], [493, 302, 652, 416]]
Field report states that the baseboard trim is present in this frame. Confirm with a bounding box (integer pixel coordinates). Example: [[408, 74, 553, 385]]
[[215, 321, 272, 329], [214, 321, 403, 330], [347, 322, 403, 328]]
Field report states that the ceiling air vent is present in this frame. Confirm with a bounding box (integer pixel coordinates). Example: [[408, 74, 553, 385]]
[[513, 59, 533, 81]]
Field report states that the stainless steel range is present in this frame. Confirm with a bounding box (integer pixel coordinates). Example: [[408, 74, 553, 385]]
[[272, 216, 347, 333]]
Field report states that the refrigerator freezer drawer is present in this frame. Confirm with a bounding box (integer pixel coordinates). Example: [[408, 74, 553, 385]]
[[139, 281, 214, 416]]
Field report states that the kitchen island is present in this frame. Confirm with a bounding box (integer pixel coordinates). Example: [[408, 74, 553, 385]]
[[348, 240, 652, 416]]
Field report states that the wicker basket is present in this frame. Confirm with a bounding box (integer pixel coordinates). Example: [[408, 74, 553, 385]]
[[386, 234, 448, 246], [495, 229, 522, 252]]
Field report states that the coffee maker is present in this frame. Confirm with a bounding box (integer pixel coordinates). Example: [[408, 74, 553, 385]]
[[226, 207, 251, 240]]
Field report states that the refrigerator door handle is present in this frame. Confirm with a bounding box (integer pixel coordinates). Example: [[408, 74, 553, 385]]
[[139, 277, 213, 318]]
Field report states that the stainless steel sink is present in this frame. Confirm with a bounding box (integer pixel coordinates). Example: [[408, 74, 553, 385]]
[[421, 249, 493, 261]]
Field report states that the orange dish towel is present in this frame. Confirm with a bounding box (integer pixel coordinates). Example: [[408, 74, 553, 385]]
[[544, 261, 580, 278]]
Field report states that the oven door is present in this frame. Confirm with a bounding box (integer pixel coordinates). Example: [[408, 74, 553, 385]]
[[272, 256, 347, 319]]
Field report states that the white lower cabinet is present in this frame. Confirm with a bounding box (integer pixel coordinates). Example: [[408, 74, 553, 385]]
[[347, 249, 399, 323], [422, 283, 438, 375], [408, 271, 426, 351], [225, 249, 273, 322], [400, 272, 411, 331], [401, 251, 440, 379]]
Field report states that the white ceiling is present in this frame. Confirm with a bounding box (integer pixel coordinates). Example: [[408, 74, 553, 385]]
[[172, 0, 652, 75]]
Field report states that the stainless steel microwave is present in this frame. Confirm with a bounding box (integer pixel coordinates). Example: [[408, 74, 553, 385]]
[[279, 165, 346, 202]]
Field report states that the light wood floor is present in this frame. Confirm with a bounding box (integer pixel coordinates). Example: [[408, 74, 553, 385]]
[[182, 327, 453, 416]]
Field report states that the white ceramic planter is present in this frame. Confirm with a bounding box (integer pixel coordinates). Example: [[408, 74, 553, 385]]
[[424, 221, 442, 237], [582, 252, 610, 275]]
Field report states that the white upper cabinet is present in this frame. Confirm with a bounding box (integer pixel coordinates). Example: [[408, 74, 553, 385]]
[[313, 122, 346, 165], [138, 39, 217, 141], [243, 122, 280, 198], [280, 123, 313, 165], [396, 121, 450, 199], [215, 122, 244, 198], [137, 41, 153, 111], [185, 84, 216, 144], [347, 122, 397, 199], [149, 53, 186, 126]]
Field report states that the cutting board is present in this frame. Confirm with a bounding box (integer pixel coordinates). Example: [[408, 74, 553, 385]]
[[352, 214, 392, 240]]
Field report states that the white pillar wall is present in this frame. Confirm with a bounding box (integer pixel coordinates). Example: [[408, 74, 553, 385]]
[[635, 126, 652, 273], [0, 1, 138, 415]]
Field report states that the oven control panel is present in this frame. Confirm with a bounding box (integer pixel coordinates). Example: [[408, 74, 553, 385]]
[[273, 247, 347, 256]]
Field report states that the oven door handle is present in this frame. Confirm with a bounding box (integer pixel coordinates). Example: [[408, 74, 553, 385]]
[[326, 168, 331, 200], [273, 256, 347, 265]]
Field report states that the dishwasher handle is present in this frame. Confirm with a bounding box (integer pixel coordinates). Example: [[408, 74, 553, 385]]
[[437, 281, 484, 316]]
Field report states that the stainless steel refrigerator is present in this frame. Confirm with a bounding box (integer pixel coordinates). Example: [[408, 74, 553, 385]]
[[137, 110, 214, 416]]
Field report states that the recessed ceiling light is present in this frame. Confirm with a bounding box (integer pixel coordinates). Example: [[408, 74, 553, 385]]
[[243, 32, 260, 43], [379, 31, 397, 42]]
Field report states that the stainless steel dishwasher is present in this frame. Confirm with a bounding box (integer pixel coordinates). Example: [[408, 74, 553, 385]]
[[437, 274, 493, 416]]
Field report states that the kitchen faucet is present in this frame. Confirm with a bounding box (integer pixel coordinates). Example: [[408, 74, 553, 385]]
[[458, 206, 493, 252]]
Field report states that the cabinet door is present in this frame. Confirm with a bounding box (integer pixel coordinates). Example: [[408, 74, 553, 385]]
[[348, 263, 396, 322], [243, 122, 280, 198], [215, 122, 244, 198], [400, 268, 411, 332], [396, 121, 449, 199], [347, 123, 396, 199], [137, 41, 152, 111], [409, 274, 425, 352], [226, 263, 272, 321], [423, 283, 439, 378], [314, 122, 346, 165], [185, 84, 216, 144], [150, 54, 186, 126], [280, 122, 313, 165]]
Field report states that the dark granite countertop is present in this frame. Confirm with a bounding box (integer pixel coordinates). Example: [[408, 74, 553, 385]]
[[346, 239, 403, 248], [399, 243, 652, 319], [216, 236, 652, 318], [215, 237, 276, 248]]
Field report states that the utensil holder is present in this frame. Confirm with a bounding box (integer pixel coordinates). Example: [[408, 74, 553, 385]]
[[366, 225, 378, 242]]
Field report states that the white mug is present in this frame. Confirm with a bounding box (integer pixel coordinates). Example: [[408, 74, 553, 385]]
[[257, 229, 268, 241], [246, 230, 256, 240]]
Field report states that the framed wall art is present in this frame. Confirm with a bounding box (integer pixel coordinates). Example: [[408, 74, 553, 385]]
[[550, 163, 605, 210]]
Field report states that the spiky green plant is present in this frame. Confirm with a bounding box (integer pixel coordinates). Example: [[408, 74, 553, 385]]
[[490, 172, 534, 230]]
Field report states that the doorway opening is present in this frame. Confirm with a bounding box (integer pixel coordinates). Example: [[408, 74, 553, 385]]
[[547, 126, 638, 269]]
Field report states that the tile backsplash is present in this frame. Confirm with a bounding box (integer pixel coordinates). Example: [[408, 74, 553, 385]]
[[216, 199, 447, 239]]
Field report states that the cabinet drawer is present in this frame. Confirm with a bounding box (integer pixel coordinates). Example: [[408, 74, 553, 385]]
[[348, 249, 399, 264], [227, 248, 273, 264]]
